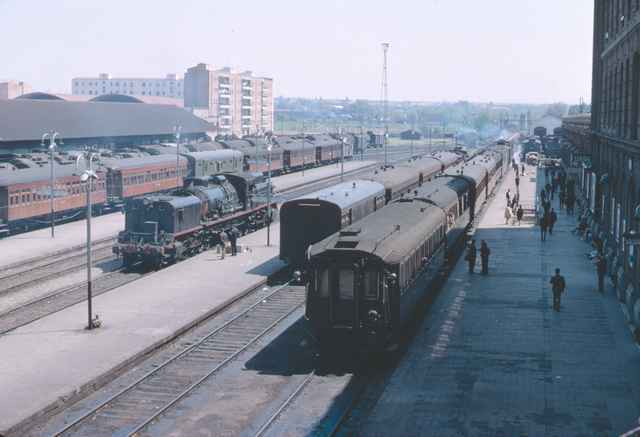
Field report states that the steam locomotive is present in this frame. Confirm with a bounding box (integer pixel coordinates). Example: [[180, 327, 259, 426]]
[[113, 172, 271, 269]]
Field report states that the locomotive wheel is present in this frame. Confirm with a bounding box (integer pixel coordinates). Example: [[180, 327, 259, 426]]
[[122, 253, 136, 269]]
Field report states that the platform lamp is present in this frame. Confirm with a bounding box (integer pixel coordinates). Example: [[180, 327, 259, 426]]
[[76, 150, 100, 330], [41, 131, 61, 238], [340, 135, 347, 182], [265, 134, 273, 247], [174, 125, 182, 189]]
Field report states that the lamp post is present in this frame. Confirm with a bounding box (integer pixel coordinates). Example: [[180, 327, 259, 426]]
[[174, 125, 182, 188], [265, 136, 273, 247], [41, 131, 60, 238], [340, 135, 346, 182], [76, 151, 100, 330], [360, 126, 365, 161], [301, 121, 305, 176]]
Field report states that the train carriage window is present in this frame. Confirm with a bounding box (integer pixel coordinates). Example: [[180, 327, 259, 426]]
[[316, 268, 329, 297], [363, 271, 379, 300], [338, 269, 355, 299]]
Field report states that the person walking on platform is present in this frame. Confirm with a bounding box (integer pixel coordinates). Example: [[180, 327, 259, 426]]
[[506, 189, 511, 205], [559, 190, 565, 210], [540, 189, 547, 204], [596, 255, 607, 293], [550, 268, 566, 311], [504, 205, 513, 225], [515, 175, 520, 193], [521, 163, 525, 175], [466, 240, 477, 274], [548, 208, 557, 235], [480, 240, 490, 275], [516, 205, 524, 225], [539, 214, 548, 241], [546, 183, 554, 200]]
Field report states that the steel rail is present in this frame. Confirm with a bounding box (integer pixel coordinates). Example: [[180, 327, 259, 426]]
[[52, 281, 303, 436], [253, 372, 316, 437]]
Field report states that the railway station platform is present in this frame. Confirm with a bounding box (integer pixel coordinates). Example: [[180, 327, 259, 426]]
[[0, 160, 375, 270], [0, 225, 285, 435], [359, 165, 640, 436], [271, 160, 376, 193]]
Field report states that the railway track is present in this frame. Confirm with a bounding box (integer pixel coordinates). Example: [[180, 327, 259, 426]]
[[0, 243, 116, 297], [0, 268, 143, 336], [52, 283, 306, 437], [0, 237, 115, 291]]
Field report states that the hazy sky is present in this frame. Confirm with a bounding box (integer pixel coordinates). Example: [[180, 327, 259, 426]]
[[1, 0, 593, 104]]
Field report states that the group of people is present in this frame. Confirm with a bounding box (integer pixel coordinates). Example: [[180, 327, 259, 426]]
[[538, 189, 558, 241], [218, 227, 241, 259], [465, 239, 491, 275], [504, 188, 524, 225], [459, 161, 615, 313]]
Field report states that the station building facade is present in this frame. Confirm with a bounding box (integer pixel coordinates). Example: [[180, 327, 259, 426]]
[[589, 0, 640, 328]]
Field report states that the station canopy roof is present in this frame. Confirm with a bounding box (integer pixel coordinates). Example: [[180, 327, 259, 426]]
[[0, 99, 213, 143]]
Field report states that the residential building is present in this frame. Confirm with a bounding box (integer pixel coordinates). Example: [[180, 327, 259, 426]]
[[184, 63, 274, 136], [71, 73, 183, 98], [0, 80, 32, 99]]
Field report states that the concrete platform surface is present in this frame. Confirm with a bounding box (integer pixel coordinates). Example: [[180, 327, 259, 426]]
[[271, 160, 375, 193], [0, 225, 284, 434], [0, 213, 125, 269], [359, 165, 640, 436], [0, 162, 373, 270]]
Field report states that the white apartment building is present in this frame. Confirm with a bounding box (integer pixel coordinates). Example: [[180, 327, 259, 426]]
[[71, 73, 183, 98], [184, 63, 273, 136]]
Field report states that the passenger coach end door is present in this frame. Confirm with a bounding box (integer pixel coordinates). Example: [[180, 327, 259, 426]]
[[333, 267, 356, 326]]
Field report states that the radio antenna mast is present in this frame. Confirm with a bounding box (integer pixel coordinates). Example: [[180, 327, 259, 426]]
[[382, 42, 390, 167]]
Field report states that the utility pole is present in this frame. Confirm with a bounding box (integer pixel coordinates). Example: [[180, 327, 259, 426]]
[[41, 131, 60, 238], [174, 125, 182, 189], [382, 42, 390, 168]]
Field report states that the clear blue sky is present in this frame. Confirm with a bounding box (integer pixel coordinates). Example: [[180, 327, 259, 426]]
[[0, 0, 593, 104]]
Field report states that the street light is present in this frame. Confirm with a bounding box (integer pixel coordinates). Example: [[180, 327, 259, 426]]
[[301, 121, 305, 176], [76, 150, 100, 330], [174, 125, 182, 189], [41, 131, 61, 238], [340, 135, 346, 182], [265, 135, 273, 247]]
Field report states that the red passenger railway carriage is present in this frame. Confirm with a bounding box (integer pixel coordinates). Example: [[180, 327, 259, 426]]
[[0, 165, 107, 228], [103, 155, 189, 205]]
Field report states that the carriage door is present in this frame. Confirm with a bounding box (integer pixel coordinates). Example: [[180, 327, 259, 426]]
[[315, 146, 322, 164], [283, 150, 291, 170], [333, 267, 356, 326]]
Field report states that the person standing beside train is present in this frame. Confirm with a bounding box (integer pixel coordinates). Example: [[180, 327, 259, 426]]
[[480, 240, 490, 275], [466, 240, 477, 274]]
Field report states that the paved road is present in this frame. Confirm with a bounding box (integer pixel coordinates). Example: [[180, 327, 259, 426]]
[[357, 165, 640, 437]]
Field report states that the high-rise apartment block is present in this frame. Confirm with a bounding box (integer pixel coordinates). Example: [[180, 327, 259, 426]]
[[0, 80, 32, 99], [71, 73, 183, 98], [184, 63, 273, 136]]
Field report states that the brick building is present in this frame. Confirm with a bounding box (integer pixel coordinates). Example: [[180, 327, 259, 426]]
[[183, 63, 274, 136]]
